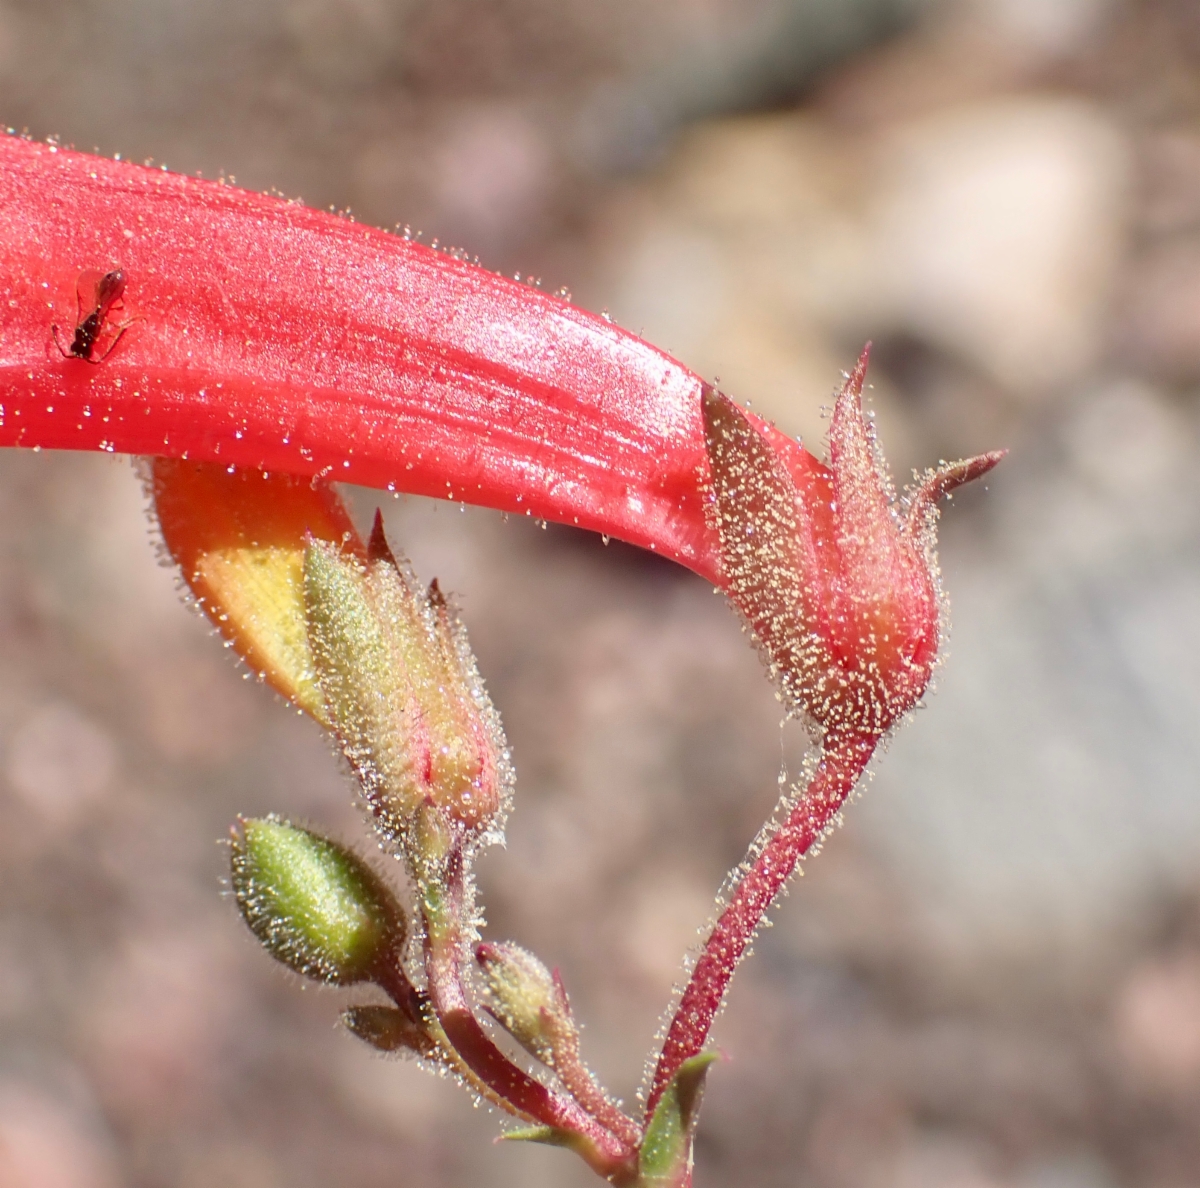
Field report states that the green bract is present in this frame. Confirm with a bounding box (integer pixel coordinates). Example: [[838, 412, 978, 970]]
[[231, 816, 404, 985], [342, 1004, 436, 1058]]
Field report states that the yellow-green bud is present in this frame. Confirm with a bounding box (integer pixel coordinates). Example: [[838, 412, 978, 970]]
[[230, 816, 405, 985], [302, 519, 510, 847], [476, 941, 575, 1067], [303, 541, 412, 834]]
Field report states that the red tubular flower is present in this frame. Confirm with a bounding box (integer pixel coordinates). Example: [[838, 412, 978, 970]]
[[0, 133, 828, 585], [0, 134, 1005, 1184]]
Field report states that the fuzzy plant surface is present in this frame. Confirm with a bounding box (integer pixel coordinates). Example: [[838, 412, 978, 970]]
[[0, 133, 1002, 1186]]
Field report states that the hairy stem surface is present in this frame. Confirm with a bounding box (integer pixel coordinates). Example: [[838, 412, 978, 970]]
[[547, 1010, 642, 1150], [647, 732, 876, 1115], [421, 847, 636, 1173]]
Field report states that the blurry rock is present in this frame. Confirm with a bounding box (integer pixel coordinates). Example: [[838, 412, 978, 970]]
[[0, 926, 36, 1021], [31, 458, 185, 660], [867, 98, 1130, 397], [855, 373, 1200, 976], [1112, 953, 1200, 1094], [805, 1090, 911, 1188], [131, 647, 261, 765], [1138, 129, 1200, 237], [0, 10, 16, 81], [1121, 129, 1200, 374], [6, 702, 117, 826], [621, 871, 713, 985], [776, 831, 918, 971], [333, 1041, 457, 1140], [84, 931, 240, 1124], [0, 1078, 118, 1188], [177, 1142, 284, 1188], [818, 14, 1022, 130], [283, 0, 410, 87], [973, 0, 1115, 59], [817, 0, 1116, 131], [1063, 378, 1187, 496], [866, 334, 1017, 463], [1120, 236, 1200, 382], [1020, 1152, 1117, 1188], [352, 127, 426, 228], [573, 0, 919, 173], [882, 1133, 1006, 1188], [591, 112, 905, 452], [355, 104, 555, 263], [592, 96, 1128, 465], [430, 105, 554, 254]]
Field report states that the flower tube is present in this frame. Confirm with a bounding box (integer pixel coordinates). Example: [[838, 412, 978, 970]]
[[0, 133, 827, 584]]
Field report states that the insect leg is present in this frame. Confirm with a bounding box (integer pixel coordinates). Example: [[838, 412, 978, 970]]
[[91, 318, 140, 363], [51, 324, 73, 359]]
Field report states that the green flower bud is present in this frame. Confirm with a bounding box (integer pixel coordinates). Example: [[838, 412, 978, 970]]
[[230, 816, 405, 985], [476, 941, 574, 1067]]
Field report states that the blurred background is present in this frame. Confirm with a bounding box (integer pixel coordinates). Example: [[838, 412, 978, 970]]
[[1, 0, 1199, 1184]]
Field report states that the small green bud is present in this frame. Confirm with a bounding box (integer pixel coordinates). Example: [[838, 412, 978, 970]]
[[476, 941, 574, 1067], [230, 816, 405, 985], [343, 1005, 437, 1059]]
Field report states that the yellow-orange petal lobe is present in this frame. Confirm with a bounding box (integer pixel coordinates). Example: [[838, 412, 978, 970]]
[[150, 458, 363, 724]]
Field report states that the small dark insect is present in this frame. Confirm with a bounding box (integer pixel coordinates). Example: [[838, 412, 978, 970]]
[[53, 268, 137, 363]]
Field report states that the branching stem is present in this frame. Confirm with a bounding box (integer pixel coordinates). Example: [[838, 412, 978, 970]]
[[420, 842, 638, 1177]]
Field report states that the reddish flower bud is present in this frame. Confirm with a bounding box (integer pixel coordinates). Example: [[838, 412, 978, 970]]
[[703, 347, 1003, 740]]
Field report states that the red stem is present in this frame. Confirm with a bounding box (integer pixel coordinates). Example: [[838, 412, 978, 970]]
[[540, 987, 643, 1149], [423, 849, 635, 1172], [646, 731, 876, 1117]]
